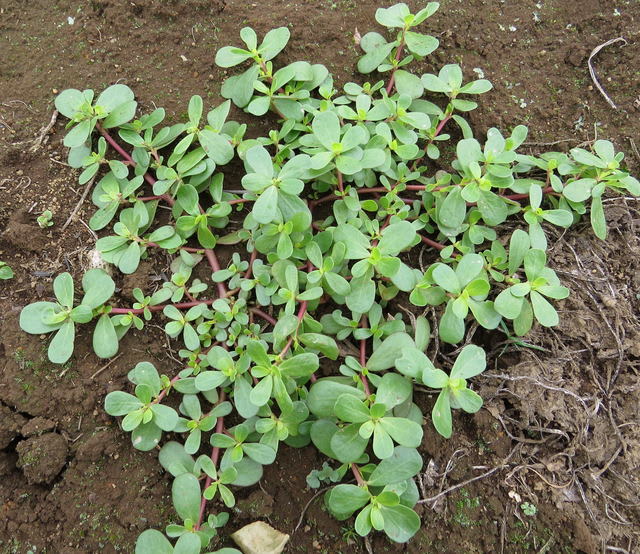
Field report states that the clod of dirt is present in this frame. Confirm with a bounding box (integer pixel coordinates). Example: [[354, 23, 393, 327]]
[[0, 403, 27, 449], [16, 432, 68, 485], [231, 521, 289, 554], [0, 451, 17, 476], [1, 210, 48, 252], [20, 417, 56, 437], [235, 490, 274, 519]]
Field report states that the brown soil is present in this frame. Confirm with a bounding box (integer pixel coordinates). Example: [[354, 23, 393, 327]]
[[1, 0, 639, 552]]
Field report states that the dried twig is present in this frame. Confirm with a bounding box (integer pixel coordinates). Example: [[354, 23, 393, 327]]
[[30, 109, 58, 151], [418, 447, 519, 505], [292, 487, 330, 533], [62, 175, 96, 230], [90, 353, 123, 379], [588, 37, 627, 110]]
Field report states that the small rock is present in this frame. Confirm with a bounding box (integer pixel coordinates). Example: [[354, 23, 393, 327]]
[[21, 417, 56, 437], [16, 433, 68, 484], [231, 521, 289, 554]]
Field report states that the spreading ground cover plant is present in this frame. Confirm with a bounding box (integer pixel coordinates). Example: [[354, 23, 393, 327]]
[[18, 2, 640, 551]]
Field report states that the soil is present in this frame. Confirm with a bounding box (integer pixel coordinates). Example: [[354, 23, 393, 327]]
[[1, 0, 639, 553]]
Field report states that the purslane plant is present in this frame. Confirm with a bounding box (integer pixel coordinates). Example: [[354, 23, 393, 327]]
[[18, 2, 639, 552], [0, 261, 13, 280]]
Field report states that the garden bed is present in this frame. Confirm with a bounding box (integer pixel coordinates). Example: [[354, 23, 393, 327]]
[[1, 0, 639, 552]]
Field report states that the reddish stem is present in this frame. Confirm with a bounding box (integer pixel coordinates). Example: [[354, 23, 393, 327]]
[[154, 374, 181, 403], [244, 249, 258, 280], [420, 235, 446, 251], [336, 170, 344, 194], [110, 298, 215, 315], [280, 301, 308, 358], [359, 315, 371, 397], [195, 390, 227, 530], [250, 307, 277, 326], [351, 463, 366, 487], [386, 34, 406, 95], [504, 186, 554, 201]]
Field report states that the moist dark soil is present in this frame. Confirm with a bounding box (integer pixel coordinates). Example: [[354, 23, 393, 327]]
[[1, 0, 639, 552]]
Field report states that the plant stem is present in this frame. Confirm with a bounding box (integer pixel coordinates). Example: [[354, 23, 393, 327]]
[[195, 390, 227, 530], [351, 463, 366, 487], [280, 301, 308, 358], [154, 374, 181, 404], [336, 170, 344, 194], [110, 298, 215, 315], [386, 33, 406, 94], [359, 315, 371, 397], [420, 235, 446, 250], [250, 307, 277, 326]]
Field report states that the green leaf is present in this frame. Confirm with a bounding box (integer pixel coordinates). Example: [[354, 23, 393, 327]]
[[334, 394, 371, 423], [119, 241, 141, 274], [173, 533, 201, 554], [199, 129, 234, 165], [250, 375, 273, 406], [450, 344, 486, 379], [253, 186, 279, 224], [53, 272, 74, 308], [55, 89, 85, 118], [375, 373, 412, 409], [299, 333, 339, 360], [590, 195, 607, 239], [172, 473, 201, 523], [243, 443, 276, 465], [432, 389, 452, 438], [20, 302, 64, 334], [380, 417, 423, 448], [308, 379, 366, 418], [93, 314, 118, 358], [394, 70, 424, 99], [452, 388, 483, 413], [459, 79, 493, 94], [331, 423, 369, 463], [439, 187, 466, 229], [151, 404, 179, 432], [530, 290, 559, 327], [357, 41, 396, 74], [97, 84, 134, 111], [104, 391, 143, 416], [375, 3, 410, 27], [508, 229, 530, 275], [64, 119, 92, 148], [159, 441, 196, 477], [404, 31, 439, 57], [135, 529, 174, 554], [431, 264, 460, 294], [48, 320, 75, 364], [372, 425, 394, 459], [259, 27, 291, 61], [327, 484, 370, 516], [103, 100, 137, 128], [379, 504, 420, 543], [312, 111, 341, 150], [215, 46, 252, 67], [367, 332, 415, 371], [368, 446, 422, 486], [378, 221, 416, 255]]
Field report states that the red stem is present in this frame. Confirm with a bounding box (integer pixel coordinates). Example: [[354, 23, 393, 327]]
[[359, 315, 371, 397], [250, 307, 277, 326], [280, 301, 308, 358], [195, 390, 227, 530], [351, 463, 366, 487], [420, 235, 445, 251], [110, 298, 215, 315], [336, 170, 344, 194], [386, 33, 406, 95]]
